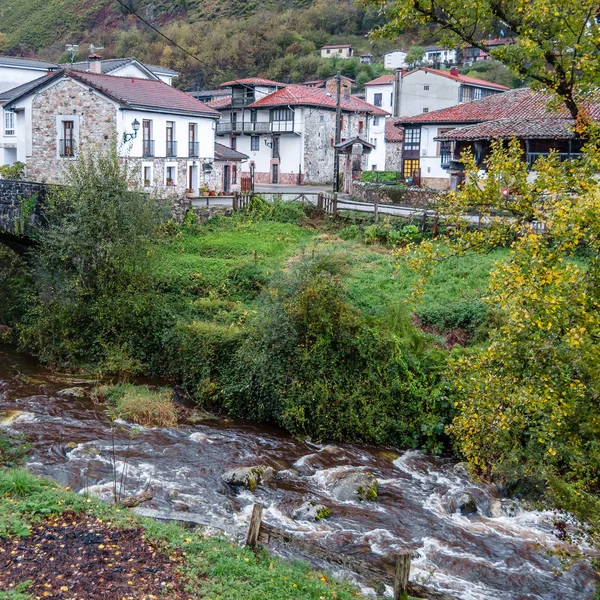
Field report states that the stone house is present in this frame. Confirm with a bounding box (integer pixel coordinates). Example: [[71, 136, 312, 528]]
[[320, 45, 353, 59], [1, 69, 221, 196], [208, 78, 388, 185]]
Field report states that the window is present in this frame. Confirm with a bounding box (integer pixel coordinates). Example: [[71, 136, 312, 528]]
[[373, 93, 382, 107], [251, 136, 260, 151], [340, 115, 345, 129], [143, 165, 152, 187], [272, 136, 280, 160], [271, 108, 293, 122], [320, 115, 324, 123], [232, 166, 237, 185], [403, 126, 421, 155], [166, 165, 176, 186], [371, 165, 377, 171], [189, 123, 198, 157], [4, 110, 15, 136], [231, 136, 237, 150], [166, 121, 176, 157], [370, 137, 377, 148], [250, 110, 257, 124], [424, 85, 430, 91], [326, 49, 331, 54], [373, 116, 380, 126], [142, 119, 153, 157], [358, 120, 364, 134], [403, 158, 420, 179], [60, 120, 75, 157], [390, 93, 393, 106], [423, 108, 429, 113]]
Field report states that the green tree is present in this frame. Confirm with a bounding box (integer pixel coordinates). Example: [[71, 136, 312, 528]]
[[367, 0, 600, 117], [20, 144, 168, 369], [404, 45, 425, 68]]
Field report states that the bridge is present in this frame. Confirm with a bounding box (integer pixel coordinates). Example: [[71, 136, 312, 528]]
[[0, 180, 47, 254]]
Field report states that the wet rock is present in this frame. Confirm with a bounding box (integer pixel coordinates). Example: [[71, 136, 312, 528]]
[[58, 387, 88, 399], [293, 501, 332, 522], [80, 445, 101, 458], [446, 491, 478, 516], [452, 462, 470, 478], [0, 410, 35, 427], [328, 470, 379, 502], [0, 324, 13, 338], [189, 409, 218, 424], [221, 465, 275, 491]]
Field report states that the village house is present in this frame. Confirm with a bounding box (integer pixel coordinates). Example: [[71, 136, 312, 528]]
[[365, 68, 509, 119], [208, 78, 387, 185], [320, 45, 353, 59], [303, 76, 354, 96], [0, 68, 222, 196], [422, 46, 459, 68], [393, 87, 600, 189], [384, 50, 408, 71], [461, 39, 514, 66]]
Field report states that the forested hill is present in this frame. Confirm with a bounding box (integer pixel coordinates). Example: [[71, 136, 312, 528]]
[[0, 0, 413, 89]]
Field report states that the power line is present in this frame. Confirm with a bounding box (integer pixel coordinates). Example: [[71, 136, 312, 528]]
[[113, 0, 205, 67]]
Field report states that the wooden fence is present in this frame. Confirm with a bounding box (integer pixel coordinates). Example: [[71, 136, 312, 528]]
[[245, 503, 460, 600]]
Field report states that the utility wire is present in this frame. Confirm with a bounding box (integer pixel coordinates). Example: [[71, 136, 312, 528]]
[[113, 0, 205, 67]]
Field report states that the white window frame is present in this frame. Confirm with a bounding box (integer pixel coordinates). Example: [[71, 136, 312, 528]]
[[142, 163, 153, 188], [165, 163, 177, 187], [4, 110, 15, 136]]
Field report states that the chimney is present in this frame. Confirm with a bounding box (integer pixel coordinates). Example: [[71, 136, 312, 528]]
[[450, 67, 459, 76], [393, 68, 404, 118], [88, 54, 102, 74]]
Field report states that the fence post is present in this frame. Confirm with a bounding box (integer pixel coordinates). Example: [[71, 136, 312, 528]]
[[373, 201, 379, 224], [421, 211, 427, 234], [233, 192, 239, 211], [246, 503, 264, 550], [432, 213, 438, 238], [333, 193, 338, 216], [317, 193, 324, 212], [393, 552, 412, 600], [206, 195, 210, 208]]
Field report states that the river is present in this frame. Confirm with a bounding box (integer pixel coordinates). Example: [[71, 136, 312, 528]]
[[0, 347, 597, 599]]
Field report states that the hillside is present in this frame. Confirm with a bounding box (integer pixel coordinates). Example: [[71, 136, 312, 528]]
[[0, 0, 420, 89]]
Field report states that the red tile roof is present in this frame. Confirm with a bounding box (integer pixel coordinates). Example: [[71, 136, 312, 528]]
[[398, 88, 561, 124], [434, 118, 577, 141], [385, 119, 404, 142], [219, 77, 285, 88], [248, 84, 389, 115], [322, 45, 352, 49], [207, 96, 232, 110], [67, 71, 220, 117], [364, 75, 395, 87], [411, 67, 510, 90]]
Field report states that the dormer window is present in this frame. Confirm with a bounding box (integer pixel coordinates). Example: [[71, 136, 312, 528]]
[[4, 110, 15, 136]]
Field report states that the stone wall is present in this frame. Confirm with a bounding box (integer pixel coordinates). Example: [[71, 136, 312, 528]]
[[350, 181, 442, 208], [0, 179, 49, 237], [28, 79, 117, 184], [385, 140, 403, 171]]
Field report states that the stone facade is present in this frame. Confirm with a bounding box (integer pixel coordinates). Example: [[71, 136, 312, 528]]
[[28, 80, 116, 184], [0, 179, 49, 238], [385, 140, 403, 171]]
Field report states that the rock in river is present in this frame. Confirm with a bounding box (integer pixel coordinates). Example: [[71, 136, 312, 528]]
[[58, 387, 88, 399], [328, 470, 379, 502], [446, 491, 478, 516], [293, 501, 332, 522], [221, 465, 275, 491]]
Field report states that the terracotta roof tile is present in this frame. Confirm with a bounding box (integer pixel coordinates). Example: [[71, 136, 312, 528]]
[[214, 142, 248, 161], [435, 118, 577, 141], [219, 77, 285, 88], [364, 75, 395, 87], [67, 71, 220, 117], [248, 84, 388, 115], [385, 119, 403, 142], [413, 68, 510, 90], [207, 96, 232, 110]]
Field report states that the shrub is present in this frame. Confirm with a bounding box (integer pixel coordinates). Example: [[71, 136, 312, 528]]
[[0, 430, 30, 468], [0, 468, 48, 498], [0, 161, 26, 180], [103, 384, 178, 427], [244, 195, 306, 223], [361, 170, 401, 183], [417, 301, 488, 334]]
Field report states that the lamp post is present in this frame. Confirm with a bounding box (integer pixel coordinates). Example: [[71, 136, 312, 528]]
[[123, 118, 140, 143]]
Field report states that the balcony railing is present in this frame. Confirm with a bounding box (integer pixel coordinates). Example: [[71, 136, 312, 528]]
[[440, 141, 453, 169], [142, 140, 155, 158], [189, 141, 199, 158], [216, 121, 296, 135], [59, 138, 76, 157], [166, 140, 177, 157], [526, 152, 581, 167]]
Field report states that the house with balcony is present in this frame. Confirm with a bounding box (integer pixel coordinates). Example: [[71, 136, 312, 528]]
[[209, 78, 387, 185], [1, 69, 221, 196], [393, 88, 600, 189]]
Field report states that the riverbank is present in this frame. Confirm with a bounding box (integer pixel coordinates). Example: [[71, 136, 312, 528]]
[[0, 467, 363, 600]]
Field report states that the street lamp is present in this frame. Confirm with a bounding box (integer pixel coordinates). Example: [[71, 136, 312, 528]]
[[123, 118, 140, 143]]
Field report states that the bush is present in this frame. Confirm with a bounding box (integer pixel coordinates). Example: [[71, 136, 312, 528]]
[[361, 170, 401, 183], [417, 301, 488, 334], [0, 430, 30, 468], [103, 384, 178, 427], [244, 195, 306, 223]]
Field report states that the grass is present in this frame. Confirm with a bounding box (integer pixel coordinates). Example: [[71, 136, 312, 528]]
[[102, 384, 178, 428], [0, 467, 364, 599]]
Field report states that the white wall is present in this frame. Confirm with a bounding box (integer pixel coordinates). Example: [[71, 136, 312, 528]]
[[154, 74, 174, 86], [419, 124, 453, 182], [424, 49, 458, 65], [119, 109, 216, 161], [365, 83, 394, 115], [110, 63, 155, 80], [0, 65, 50, 94], [366, 115, 386, 171], [397, 70, 460, 117], [384, 51, 407, 70]]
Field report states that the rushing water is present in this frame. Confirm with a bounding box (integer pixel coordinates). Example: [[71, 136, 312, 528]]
[[0, 347, 597, 600]]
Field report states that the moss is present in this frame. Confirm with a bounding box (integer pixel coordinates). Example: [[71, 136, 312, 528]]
[[315, 506, 332, 521], [357, 481, 378, 502]]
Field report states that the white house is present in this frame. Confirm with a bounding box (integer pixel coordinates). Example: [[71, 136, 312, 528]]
[[209, 78, 387, 185], [364, 75, 395, 114], [0, 56, 59, 94], [422, 46, 459, 67], [1, 69, 221, 195], [384, 51, 408, 70], [320, 45, 353, 59]]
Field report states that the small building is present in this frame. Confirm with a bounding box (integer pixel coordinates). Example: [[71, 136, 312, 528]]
[[462, 39, 514, 66], [384, 51, 408, 71], [0, 56, 60, 94], [423, 46, 459, 67], [360, 54, 373, 65], [65, 56, 179, 85], [210, 78, 387, 185], [1, 69, 221, 196], [394, 87, 600, 189], [320, 45, 353, 59], [303, 75, 353, 96], [210, 142, 248, 194], [188, 88, 231, 103]]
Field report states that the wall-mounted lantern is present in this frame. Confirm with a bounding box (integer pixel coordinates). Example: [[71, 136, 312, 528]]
[[123, 118, 140, 143]]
